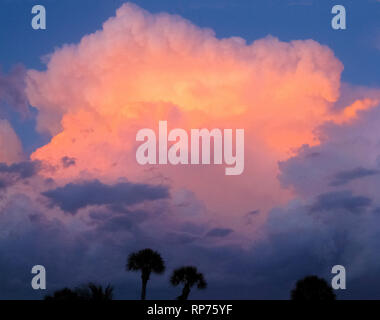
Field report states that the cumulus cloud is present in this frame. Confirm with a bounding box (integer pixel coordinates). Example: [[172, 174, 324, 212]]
[[25, 2, 371, 229]]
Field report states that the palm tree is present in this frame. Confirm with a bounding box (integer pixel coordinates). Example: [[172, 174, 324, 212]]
[[291, 275, 336, 300], [126, 248, 165, 300], [170, 266, 207, 300], [86, 283, 114, 301]]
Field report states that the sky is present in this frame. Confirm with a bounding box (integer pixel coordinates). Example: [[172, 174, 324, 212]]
[[1, 0, 380, 299]]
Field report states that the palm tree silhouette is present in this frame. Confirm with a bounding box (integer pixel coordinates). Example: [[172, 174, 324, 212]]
[[126, 248, 165, 300], [44, 283, 113, 301], [86, 283, 114, 301], [170, 266, 207, 300], [291, 275, 336, 300]]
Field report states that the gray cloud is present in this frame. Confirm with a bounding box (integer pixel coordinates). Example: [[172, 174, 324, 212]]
[[61, 156, 76, 168], [0, 161, 39, 178], [0, 160, 40, 190], [311, 191, 372, 213], [330, 167, 378, 186], [206, 228, 233, 238], [0, 64, 29, 117], [42, 179, 169, 214], [279, 103, 380, 200], [1, 183, 380, 299]]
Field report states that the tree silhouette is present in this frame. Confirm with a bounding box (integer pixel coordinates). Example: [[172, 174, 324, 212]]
[[127, 248, 165, 300], [291, 275, 336, 300], [170, 266, 207, 300], [85, 283, 114, 301], [44, 283, 113, 301], [44, 287, 80, 301]]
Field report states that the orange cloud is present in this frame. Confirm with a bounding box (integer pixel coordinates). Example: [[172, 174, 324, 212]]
[[332, 98, 380, 124], [25, 3, 375, 232]]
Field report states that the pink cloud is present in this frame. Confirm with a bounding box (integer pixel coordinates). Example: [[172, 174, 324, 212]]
[[24, 2, 379, 234]]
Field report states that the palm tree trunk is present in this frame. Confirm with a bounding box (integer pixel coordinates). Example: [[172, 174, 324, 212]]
[[179, 283, 191, 300], [141, 277, 148, 300]]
